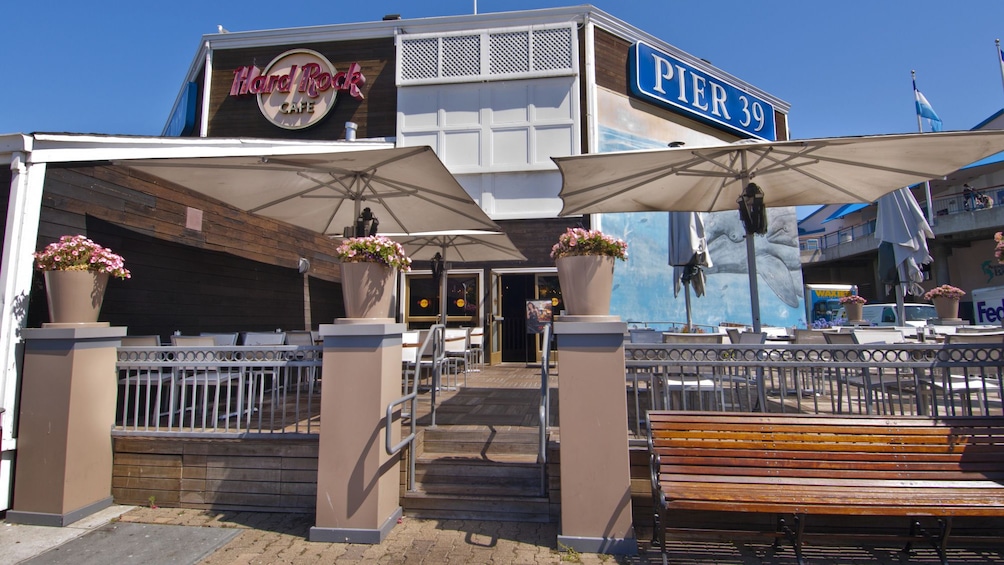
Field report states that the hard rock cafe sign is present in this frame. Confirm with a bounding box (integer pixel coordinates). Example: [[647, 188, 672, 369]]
[[229, 49, 366, 130]]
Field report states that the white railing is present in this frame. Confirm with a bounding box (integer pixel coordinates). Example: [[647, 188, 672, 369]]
[[115, 345, 322, 435]]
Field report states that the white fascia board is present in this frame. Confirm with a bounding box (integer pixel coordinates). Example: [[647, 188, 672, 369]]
[[24, 134, 394, 164], [0, 134, 30, 157]]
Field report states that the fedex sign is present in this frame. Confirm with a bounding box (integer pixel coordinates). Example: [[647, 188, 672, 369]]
[[629, 42, 776, 141], [972, 285, 1004, 324]]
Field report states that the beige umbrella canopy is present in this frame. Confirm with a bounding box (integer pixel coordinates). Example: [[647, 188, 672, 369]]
[[553, 130, 1004, 331], [121, 145, 500, 236]]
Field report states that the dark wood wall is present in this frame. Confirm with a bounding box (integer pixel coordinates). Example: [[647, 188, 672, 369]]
[[206, 38, 398, 140], [26, 163, 345, 337]]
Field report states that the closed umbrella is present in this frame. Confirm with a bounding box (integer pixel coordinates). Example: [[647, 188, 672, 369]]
[[553, 130, 1004, 331], [876, 188, 934, 325], [668, 211, 712, 330]]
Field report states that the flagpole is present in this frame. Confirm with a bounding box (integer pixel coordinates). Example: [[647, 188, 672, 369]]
[[912, 70, 935, 224], [997, 39, 1004, 98]]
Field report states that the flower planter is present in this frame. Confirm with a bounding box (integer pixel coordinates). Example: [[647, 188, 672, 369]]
[[555, 255, 615, 316], [340, 261, 397, 320], [933, 296, 960, 320], [43, 270, 109, 324], [844, 302, 864, 323]]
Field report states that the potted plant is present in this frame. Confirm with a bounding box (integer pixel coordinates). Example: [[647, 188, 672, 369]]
[[336, 235, 412, 319], [34, 235, 130, 324], [838, 294, 867, 323], [550, 227, 627, 317], [923, 284, 966, 320]]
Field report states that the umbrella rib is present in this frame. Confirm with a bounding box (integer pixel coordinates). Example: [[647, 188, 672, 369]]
[[247, 171, 357, 213]]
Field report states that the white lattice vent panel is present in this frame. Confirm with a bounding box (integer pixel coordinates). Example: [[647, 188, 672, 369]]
[[398, 24, 576, 85]]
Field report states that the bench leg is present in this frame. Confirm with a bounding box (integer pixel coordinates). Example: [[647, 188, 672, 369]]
[[903, 517, 952, 565], [774, 514, 806, 565]]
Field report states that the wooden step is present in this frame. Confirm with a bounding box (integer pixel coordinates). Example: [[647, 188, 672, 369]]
[[414, 457, 542, 495], [419, 426, 541, 456], [401, 491, 551, 523]]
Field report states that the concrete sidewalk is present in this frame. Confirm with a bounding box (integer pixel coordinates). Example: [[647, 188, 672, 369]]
[[7, 504, 1004, 564]]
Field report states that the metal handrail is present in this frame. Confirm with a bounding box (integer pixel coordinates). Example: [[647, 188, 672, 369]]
[[386, 324, 444, 492], [538, 323, 552, 496]]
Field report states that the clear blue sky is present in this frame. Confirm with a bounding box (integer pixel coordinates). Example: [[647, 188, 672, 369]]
[[4, 1, 1004, 140]]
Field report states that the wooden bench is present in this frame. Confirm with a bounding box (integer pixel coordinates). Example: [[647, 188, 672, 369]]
[[647, 411, 1004, 565]]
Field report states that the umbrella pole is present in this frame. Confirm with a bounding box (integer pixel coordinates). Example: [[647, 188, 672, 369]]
[[896, 285, 906, 328], [684, 280, 693, 331], [741, 158, 763, 333]]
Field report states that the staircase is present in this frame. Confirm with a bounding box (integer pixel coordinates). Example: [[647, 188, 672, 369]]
[[401, 425, 552, 522]]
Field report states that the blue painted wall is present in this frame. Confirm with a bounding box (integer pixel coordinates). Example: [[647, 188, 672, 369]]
[[595, 126, 806, 329]]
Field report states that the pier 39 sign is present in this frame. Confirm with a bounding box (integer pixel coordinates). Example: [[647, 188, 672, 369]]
[[629, 42, 776, 141]]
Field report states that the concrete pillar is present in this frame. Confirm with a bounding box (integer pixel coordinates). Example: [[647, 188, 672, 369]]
[[554, 318, 636, 555], [310, 321, 405, 544], [7, 324, 126, 526]]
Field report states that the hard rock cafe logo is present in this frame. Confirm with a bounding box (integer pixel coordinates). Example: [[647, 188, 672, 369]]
[[229, 49, 366, 130]]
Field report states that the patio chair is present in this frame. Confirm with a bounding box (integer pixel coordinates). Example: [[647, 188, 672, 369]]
[[936, 333, 1004, 415], [118, 335, 168, 427], [200, 332, 239, 346], [443, 328, 470, 389], [284, 330, 315, 345], [467, 326, 485, 371], [170, 336, 246, 428], [657, 332, 725, 411], [242, 331, 287, 346]]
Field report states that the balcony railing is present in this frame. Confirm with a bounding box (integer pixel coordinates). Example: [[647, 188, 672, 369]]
[[800, 184, 1004, 252]]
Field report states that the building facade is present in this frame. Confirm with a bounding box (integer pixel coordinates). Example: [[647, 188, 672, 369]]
[[167, 6, 795, 361]]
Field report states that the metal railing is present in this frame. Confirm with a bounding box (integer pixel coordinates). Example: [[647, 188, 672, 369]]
[[389, 324, 445, 492], [538, 323, 552, 496], [625, 342, 1004, 430], [115, 344, 322, 436]]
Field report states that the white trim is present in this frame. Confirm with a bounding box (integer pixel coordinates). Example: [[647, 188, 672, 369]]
[[584, 19, 597, 155], [200, 43, 212, 137], [491, 266, 557, 275], [0, 154, 46, 511]]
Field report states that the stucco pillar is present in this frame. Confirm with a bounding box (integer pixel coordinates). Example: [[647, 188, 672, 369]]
[[310, 321, 404, 544], [554, 318, 637, 555], [8, 324, 125, 526]]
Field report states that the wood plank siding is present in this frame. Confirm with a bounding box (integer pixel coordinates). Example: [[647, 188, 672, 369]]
[[113, 437, 319, 513], [206, 38, 398, 140], [26, 162, 345, 334]]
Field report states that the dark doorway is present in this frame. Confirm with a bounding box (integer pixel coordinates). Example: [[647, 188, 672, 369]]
[[500, 274, 536, 363]]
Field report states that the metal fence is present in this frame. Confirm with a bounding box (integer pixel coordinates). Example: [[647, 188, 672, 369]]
[[115, 345, 323, 435], [625, 342, 1004, 433]]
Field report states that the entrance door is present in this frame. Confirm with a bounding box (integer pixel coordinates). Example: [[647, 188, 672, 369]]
[[490, 271, 562, 364]]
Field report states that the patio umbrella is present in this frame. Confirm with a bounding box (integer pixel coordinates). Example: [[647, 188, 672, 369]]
[[876, 188, 934, 325], [667, 211, 712, 330], [388, 230, 527, 324], [553, 130, 1004, 331], [119, 145, 500, 236]]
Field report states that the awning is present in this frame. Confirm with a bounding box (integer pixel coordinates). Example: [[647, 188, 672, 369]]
[[822, 203, 870, 223]]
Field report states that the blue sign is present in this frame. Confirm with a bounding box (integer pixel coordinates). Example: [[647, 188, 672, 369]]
[[629, 42, 776, 141]]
